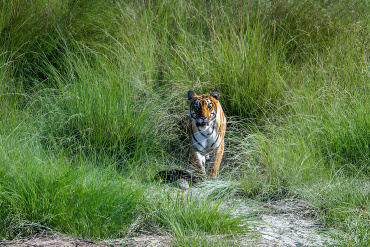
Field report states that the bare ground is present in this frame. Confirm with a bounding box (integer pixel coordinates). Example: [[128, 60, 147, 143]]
[[0, 198, 338, 247], [0, 234, 171, 247], [239, 199, 337, 246]]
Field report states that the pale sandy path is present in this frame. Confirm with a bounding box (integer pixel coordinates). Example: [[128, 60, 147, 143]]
[[0, 197, 338, 247]]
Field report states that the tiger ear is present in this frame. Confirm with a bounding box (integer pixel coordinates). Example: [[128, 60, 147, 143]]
[[187, 90, 196, 101], [210, 91, 220, 100]]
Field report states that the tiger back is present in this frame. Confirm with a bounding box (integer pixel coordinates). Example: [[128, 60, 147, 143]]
[[187, 90, 226, 178]]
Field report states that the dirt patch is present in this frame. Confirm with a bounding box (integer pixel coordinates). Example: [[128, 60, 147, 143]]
[[107, 235, 170, 247], [0, 199, 338, 247], [0, 234, 107, 247], [240, 199, 338, 246], [0, 234, 170, 247]]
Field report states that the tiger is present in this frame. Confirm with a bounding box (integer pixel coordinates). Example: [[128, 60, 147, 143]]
[[187, 90, 226, 178]]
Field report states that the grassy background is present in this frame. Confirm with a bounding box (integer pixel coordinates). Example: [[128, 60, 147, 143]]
[[0, 0, 369, 245]]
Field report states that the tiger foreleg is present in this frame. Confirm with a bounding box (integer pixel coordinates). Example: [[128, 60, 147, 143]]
[[190, 148, 206, 175], [209, 139, 225, 178]]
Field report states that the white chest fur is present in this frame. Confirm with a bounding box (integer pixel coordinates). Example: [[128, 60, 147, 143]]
[[191, 122, 219, 154]]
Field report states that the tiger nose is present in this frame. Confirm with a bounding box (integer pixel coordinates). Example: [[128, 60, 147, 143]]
[[200, 116, 207, 120]]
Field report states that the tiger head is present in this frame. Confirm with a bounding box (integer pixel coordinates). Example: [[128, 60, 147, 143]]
[[187, 90, 220, 126]]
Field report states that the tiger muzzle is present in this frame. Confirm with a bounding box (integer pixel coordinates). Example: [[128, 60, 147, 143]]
[[196, 118, 210, 126]]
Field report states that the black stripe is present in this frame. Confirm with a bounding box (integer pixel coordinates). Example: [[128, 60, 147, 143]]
[[197, 126, 207, 138], [190, 102, 196, 120], [190, 125, 202, 152], [192, 134, 205, 150], [211, 124, 215, 136], [211, 108, 217, 120], [211, 133, 220, 148], [189, 122, 193, 135], [191, 125, 205, 150]]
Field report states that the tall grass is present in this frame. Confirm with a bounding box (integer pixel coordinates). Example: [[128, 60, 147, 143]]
[[0, 123, 144, 239], [1, 0, 369, 245], [146, 188, 247, 242]]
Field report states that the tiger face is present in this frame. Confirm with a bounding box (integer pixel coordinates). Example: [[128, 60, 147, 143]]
[[187, 90, 220, 126]]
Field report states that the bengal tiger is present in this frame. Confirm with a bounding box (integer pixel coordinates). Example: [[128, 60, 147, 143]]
[[187, 90, 226, 178]]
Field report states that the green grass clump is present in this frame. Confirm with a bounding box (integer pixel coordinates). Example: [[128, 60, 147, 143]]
[[0, 0, 126, 89], [0, 126, 143, 239], [300, 178, 370, 246], [147, 189, 247, 239], [37, 50, 159, 155]]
